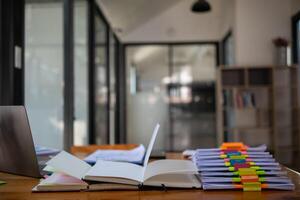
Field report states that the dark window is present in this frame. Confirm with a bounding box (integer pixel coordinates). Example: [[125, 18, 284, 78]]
[[292, 11, 300, 63]]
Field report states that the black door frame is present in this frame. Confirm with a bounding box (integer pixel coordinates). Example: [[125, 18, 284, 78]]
[[220, 30, 232, 65], [88, 1, 121, 145], [292, 11, 300, 64], [0, 0, 25, 106], [63, 0, 74, 150]]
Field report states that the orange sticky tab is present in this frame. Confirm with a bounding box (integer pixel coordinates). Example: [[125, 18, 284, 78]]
[[261, 183, 268, 189], [234, 184, 243, 189], [221, 142, 246, 150], [241, 175, 259, 182]]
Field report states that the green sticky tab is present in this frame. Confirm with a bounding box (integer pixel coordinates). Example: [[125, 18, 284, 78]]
[[256, 170, 265, 175], [228, 166, 235, 171], [230, 155, 246, 160], [259, 177, 266, 182], [225, 162, 231, 167], [243, 182, 261, 192], [233, 171, 239, 176], [232, 177, 241, 182], [0, 180, 6, 185], [251, 166, 260, 170], [238, 168, 256, 175], [220, 154, 227, 158]]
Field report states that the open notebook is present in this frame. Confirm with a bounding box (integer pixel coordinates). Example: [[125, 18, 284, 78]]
[[33, 124, 201, 191]]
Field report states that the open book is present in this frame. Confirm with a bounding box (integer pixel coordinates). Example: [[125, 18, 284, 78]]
[[35, 124, 200, 191]]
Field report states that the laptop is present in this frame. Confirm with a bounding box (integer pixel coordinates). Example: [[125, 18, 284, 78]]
[[0, 106, 51, 178]]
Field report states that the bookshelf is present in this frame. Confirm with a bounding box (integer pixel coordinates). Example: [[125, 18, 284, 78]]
[[216, 65, 299, 163]]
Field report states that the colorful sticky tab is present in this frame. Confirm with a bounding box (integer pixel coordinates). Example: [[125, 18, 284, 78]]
[[226, 152, 242, 156], [221, 142, 246, 151], [220, 154, 227, 159], [259, 177, 266, 182], [243, 182, 261, 191], [232, 177, 241, 182], [241, 175, 259, 182], [250, 166, 261, 170], [230, 159, 246, 165], [238, 168, 257, 176], [229, 155, 247, 160], [234, 163, 250, 170], [228, 166, 235, 171], [0, 180, 6, 185], [255, 170, 265, 175]]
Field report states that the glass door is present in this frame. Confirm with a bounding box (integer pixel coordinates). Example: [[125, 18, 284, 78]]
[[94, 10, 108, 144], [74, 0, 89, 145], [170, 44, 217, 150], [25, 0, 64, 149], [125, 44, 218, 152], [109, 31, 117, 144]]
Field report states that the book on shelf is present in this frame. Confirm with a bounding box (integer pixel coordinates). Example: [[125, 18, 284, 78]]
[[223, 88, 272, 129], [223, 89, 256, 109], [33, 124, 201, 192]]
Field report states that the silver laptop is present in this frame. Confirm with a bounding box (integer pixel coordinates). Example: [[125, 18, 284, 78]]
[[0, 106, 50, 178]]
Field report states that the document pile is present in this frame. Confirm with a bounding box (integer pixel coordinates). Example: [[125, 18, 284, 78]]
[[192, 142, 294, 191], [84, 144, 145, 165]]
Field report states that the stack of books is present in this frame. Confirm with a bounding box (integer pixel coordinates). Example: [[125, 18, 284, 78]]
[[192, 142, 294, 191]]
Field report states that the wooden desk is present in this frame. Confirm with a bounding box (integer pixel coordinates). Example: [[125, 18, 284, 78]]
[[1, 154, 300, 200]]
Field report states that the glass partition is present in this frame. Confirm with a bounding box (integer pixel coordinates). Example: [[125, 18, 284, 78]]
[[126, 44, 217, 151], [74, 0, 88, 145], [126, 46, 170, 151], [109, 31, 117, 144], [94, 12, 108, 144], [170, 45, 217, 150], [25, 1, 64, 149]]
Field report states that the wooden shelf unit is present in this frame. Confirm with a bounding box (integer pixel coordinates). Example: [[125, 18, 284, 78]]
[[216, 65, 299, 163]]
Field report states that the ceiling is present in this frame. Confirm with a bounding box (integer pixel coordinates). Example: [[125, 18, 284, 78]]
[[97, 0, 223, 42], [97, 0, 181, 38]]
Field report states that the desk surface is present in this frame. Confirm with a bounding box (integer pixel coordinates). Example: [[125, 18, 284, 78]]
[[1, 153, 300, 200]]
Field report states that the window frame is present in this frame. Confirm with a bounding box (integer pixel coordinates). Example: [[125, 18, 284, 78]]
[[292, 11, 300, 64]]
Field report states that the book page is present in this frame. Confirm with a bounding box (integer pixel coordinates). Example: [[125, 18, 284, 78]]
[[46, 151, 91, 179], [144, 174, 201, 188], [85, 160, 144, 183], [143, 159, 198, 181], [85, 124, 160, 184], [39, 172, 88, 186], [142, 124, 160, 168]]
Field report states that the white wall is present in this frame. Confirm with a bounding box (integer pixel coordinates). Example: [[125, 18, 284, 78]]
[[220, 0, 236, 37], [233, 0, 292, 66], [291, 0, 300, 16]]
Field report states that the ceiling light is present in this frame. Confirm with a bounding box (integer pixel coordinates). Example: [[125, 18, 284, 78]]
[[191, 0, 211, 13]]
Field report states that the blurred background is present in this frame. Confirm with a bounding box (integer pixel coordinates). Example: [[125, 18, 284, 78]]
[[1, 0, 300, 170]]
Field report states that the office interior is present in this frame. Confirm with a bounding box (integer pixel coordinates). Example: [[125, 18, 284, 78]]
[[1, 0, 300, 171]]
